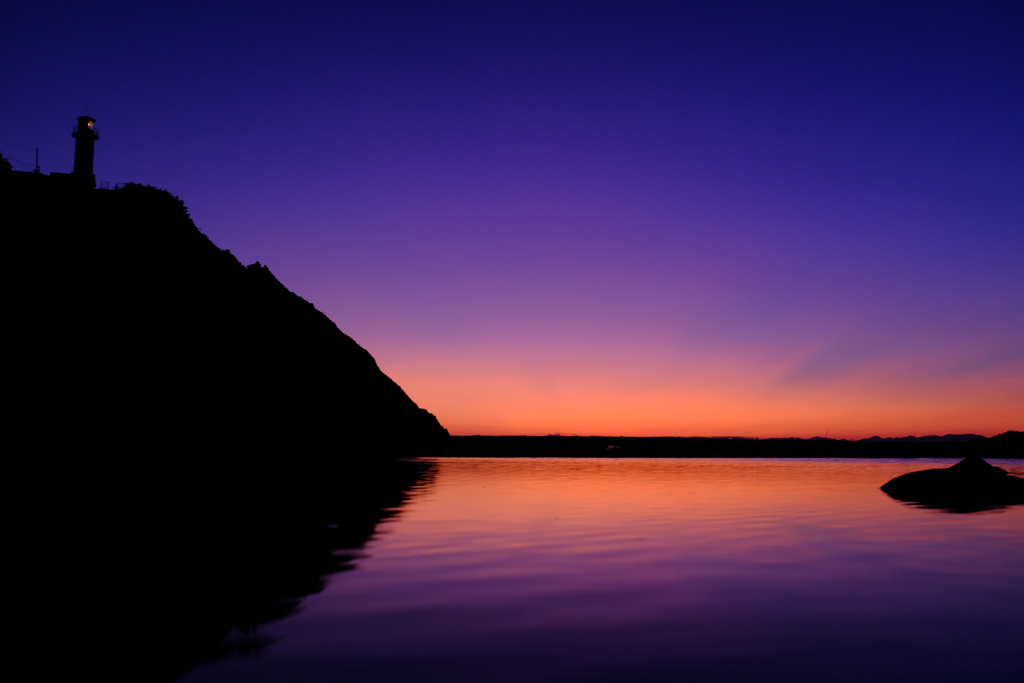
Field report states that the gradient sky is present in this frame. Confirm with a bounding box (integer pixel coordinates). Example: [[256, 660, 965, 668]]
[[4, 1, 1022, 437]]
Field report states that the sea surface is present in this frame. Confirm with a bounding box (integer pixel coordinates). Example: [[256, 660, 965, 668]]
[[181, 458, 1024, 682]]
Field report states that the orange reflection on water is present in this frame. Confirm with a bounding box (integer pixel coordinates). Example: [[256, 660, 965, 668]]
[[182, 458, 1024, 683], [398, 459, 1024, 570]]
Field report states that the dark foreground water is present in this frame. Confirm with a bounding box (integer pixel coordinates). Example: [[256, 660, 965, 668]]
[[180, 458, 1024, 683]]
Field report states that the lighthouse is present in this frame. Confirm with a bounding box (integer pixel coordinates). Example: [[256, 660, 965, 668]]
[[72, 116, 98, 188]]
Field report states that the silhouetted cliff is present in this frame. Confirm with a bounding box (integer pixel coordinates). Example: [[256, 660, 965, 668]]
[[4, 177, 447, 680], [4, 180, 447, 453]]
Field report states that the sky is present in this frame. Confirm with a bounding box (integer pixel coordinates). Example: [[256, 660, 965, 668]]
[[3, 1, 1022, 438]]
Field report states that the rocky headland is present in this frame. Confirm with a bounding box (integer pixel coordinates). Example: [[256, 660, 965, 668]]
[[5, 179, 447, 454], [3, 177, 447, 681]]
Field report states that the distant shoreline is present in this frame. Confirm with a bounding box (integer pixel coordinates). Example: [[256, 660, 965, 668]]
[[440, 433, 1022, 458]]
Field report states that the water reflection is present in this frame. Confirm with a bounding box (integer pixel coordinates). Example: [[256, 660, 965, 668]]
[[22, 455, 435, 682], [177, 458, 1024, 683]]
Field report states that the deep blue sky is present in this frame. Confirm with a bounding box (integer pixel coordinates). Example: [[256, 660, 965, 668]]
[[4, 1, 1022, 436]]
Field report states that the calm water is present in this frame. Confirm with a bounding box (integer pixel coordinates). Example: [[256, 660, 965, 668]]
[[182, 458, 1024, 682]]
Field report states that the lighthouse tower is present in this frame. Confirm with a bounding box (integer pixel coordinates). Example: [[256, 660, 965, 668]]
[[72, 116, 98, 188]]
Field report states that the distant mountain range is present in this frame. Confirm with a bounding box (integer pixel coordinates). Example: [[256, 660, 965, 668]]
[[859, 434, 983, 443]]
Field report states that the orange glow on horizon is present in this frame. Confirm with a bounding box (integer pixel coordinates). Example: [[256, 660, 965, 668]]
[[379, 347, 1023, 439]]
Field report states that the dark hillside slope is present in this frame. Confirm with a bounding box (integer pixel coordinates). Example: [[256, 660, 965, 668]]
[[5, 181, 447, 453]]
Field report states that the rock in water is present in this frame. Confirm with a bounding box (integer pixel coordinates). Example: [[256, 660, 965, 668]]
[[881, 456, 1024, 512]]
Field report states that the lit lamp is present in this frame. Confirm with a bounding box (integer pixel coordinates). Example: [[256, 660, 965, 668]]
[[72, 116, 99, 188]]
